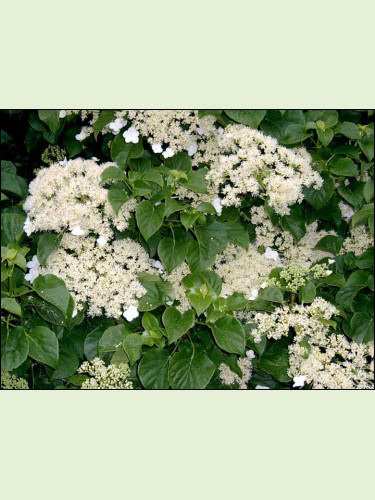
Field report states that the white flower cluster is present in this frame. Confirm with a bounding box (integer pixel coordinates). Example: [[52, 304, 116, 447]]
[[23, 158, 136, 241], [64, 111, 323, 217], [78, 358, 133, 389], [219, 350, 255, 389], [289, 337, 374, 390], [341, 226, 374, 256], [163, 262, 191, 313], [126, 110, 218, 158], [64, 109, 217, 158], [251, 297, 373, 390], [41, 233, 157, 318], [199, 125, 322, 215], [250, 206, 337, 266], [213, 243, 281, 299], [251, 297, 339, 343]]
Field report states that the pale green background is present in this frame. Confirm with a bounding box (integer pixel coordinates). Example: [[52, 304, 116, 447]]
[[1, 1, 374, 499]]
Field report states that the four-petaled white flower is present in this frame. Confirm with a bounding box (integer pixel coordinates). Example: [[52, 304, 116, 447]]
[[25, 255, 40, 284], [340, 202, 355, 219], [75, 130, 88, 141], [212, 197, 223, 215], [123, 305, 139, 321], [123, 126, 139, 144], [59, 110, 67, 118], [162, 147, 174, 158], [152, 143, 163, 153], [187, 142, 197, 156], [108, 118, 127, 135], [246, 349, 255, 359], [23, 216, 36, 236], [248, 289, 259, 301], [153, 260, 164, 272], [97, 236, 108, 247], [264, 247, 279, 261], [71, 225, 85, 236], [255, 385, 270, 389], [293, 375, 306, 388]]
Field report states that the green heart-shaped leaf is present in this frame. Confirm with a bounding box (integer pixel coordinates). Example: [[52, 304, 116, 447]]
[[136, 201, 166, 240], [162, 307, 195, 344]]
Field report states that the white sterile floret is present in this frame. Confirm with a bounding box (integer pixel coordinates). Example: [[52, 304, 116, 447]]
[[326, 270, 333, 275], [246, 350, 256, 359], [71, 225, 85, 236], [97, 236, 108, 247], [25, 255, 40, 283], [27, 255, 40, 270], [123, 305, 139, 321], [108, 118, 127, 134], [151, 143, 163, 153], [264, 247, 279, 261], [187, 142, 198, 156], [339, 202, 355, 219], [255, 385, 270, 390], [212, 197, 223, 215], [328, 259, 335, 264], [23, 216, 36, 236], [293, 375, 306, 388], [59, 110, 67, 118], [75, 128, 91, 141], [162, 147, 174, 158], [123, 126, 139, 143], [153, 260, 165, 271], [248, 289, 259, 301]]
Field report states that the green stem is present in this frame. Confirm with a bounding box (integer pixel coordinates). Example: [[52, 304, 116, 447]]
[[11, 290, 34, 298]]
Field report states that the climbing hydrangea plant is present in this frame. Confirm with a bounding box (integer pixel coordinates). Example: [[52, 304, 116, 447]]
[[1, 109, 373, 389]]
